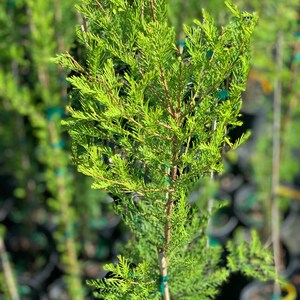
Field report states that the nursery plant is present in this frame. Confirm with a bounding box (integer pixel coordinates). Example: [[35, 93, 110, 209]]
[[55, 0, 277, 299], [234, 1, 299, 293], [0, 0, 86, 298]]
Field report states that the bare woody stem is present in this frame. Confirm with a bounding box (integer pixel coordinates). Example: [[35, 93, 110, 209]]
[[271, 32, 283, 297], [159, 131, 179, 299], [149, 0, 156, 21], [0, 236, 20, 300], [158, 249, 171, 300], [164, 158, 178, 248], [95, 0, 110, 20]]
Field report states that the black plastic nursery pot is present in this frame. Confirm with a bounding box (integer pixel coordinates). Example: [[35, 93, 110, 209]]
[[233, 184, 265, 230], [289, 267, 300, 299], [82, 259, 108, 280], [0, 175, 16, 222], [16, 278, 48, 300], [215, 272, 252, 300], [285, 255, 300, 299], [46, 278, 71, 300], [207, 205, 238, 244], [0, 196, 14, 222], [281, 202, 300, 257], [240, 280, 297, 300], [77, 209, 123, 264], [219, 173, 244, 195]]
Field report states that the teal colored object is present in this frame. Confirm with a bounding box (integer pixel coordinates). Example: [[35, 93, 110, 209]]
[[55, 168, 66, 177], [294, 53, 300, 63], [7, 0, 15, 10], [52, 140, 65, 149], [206, 50, 213, 59], [270, 294, 280, 300], [177, 40, 185, 47], [208, 236, 221, 247], [108, 141, 115, 148], [160, 275, 168, 295], [217, 90, 229, 101], [193, 135, 199, 142], [64, 230, 73, 239], [46, 107, 64, 120]]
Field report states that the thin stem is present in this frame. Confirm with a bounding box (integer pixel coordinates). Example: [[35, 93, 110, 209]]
[[158, 121, 172, 130], [160, 93, 181, 299], [158, 249, 170, 300], [271, 32, 283, 296], [177, 61, 183, 113], [0, 236, 20, 300], [48, 122, 84, 300], [149, 0, 156, 22], [160, 66, 175, 116], [95, 0, 110, 20], [164, 135, 179, 249], [66, 51, 89, 75], [81, 16, 88, 33], [207, 115, 217, 247]]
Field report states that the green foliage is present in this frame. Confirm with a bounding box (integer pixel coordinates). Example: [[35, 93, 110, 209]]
[[55, 0, 276, 298], [87, 256, 160, 300], [58, 0, 256, 199], [227, 231, 275, 281]]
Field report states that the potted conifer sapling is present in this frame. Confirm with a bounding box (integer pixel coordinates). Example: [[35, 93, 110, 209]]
[[55, 0, 276, 299]]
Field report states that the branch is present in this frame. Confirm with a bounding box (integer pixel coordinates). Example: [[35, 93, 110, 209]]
[[158, 121, 172, 130], [180, 48, 244, 122], [160, 67, 175, 116], [91, 172, 171, 196], [271, 32, 284, 296], [65, 51, 91, 77], [149, 0, 156, 21], [164, 135, 179, 249], [177, 60, 183, 113], [95, 0, 110, 21], [65, 53, 173, 142], [99, 76, 173, 141]]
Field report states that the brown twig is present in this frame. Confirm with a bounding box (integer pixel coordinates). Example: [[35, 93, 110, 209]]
[[95, 0, 110, 20], [177, 61, 183, 113], [158, 121, 172, 130], [65, 51, 90, 76], [164, 136, 179, 248], [149, 0, 156, 22], [160, 67, 175, 116]]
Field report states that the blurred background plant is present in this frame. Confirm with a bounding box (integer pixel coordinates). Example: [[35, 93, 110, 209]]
[[0, 0, 123, 299], [0, 0, 300, 299]]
